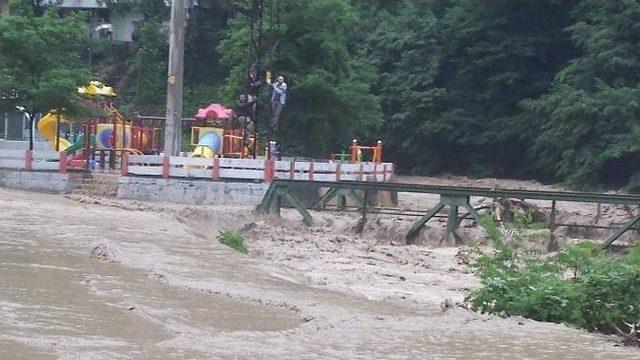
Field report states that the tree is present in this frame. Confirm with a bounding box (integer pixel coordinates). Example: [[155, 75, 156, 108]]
[[367, 0, 574, 176], [0, 1, 90, 115], [218, 0, 382, 157], [525, 0, 640, 190]]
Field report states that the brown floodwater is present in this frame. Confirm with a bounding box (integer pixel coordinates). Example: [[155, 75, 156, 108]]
[[0, 188, 638, 359]]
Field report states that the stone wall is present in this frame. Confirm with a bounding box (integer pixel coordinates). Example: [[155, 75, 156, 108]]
[[117, 176, 270, 206], [0, 170, 70, 193]]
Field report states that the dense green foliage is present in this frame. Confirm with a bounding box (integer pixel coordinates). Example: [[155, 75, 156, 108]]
[[367, 1, 574, 176], [0, 1, 90, 115], [3, 0, 640, 189], [469, 219, 640, 337], [524, 1, 640, 190], [217, 229, 248, 254]]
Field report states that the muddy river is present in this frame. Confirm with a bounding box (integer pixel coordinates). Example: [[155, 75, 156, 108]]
[[0, 188, 637, 359]]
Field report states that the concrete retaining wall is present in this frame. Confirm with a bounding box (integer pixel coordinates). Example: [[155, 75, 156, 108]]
[[0, 170, 70, 193], [118, 176, 270, 206]]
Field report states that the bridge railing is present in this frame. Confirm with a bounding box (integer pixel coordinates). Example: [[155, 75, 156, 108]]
[[123, 154, 394, 182], [0, 149, 67, 172]]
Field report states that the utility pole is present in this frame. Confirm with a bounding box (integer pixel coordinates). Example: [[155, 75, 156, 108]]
[[164, 0, 186, 156]]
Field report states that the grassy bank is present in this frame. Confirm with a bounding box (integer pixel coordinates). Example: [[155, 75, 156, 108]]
[[468, 216, 640, 346]]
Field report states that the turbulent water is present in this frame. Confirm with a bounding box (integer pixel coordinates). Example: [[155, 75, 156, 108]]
[[0, 188, 637, 359]]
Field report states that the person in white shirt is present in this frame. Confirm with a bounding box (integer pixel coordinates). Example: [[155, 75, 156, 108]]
[[268, 75, 287, 134]]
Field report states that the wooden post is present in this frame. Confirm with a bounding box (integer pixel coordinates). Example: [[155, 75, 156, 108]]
[[59, 152, 68, 173], [358, 163, 364, 181], [162, 155, 170, 178], [28, 112, 34, 151], [3, 113, 7, 140], [382, 164, 387, 181], [83, 123, 90, 171], [112, 121, 117, 148], [336, 163, 341, 182], [24, 149, 32, 171], [55, 113, 61, 151], [548, 200, 558, 252], [447, 205, 461, 245], [99, 150, 106, 170], [356, 189, 368, 234], [289, 160, 295, 180], [109, 149, 116, 170], [309, 161, 314, 181], [212, 157, 220, 180], [120, 151, 128, 176], [376, 140, 383, 163]]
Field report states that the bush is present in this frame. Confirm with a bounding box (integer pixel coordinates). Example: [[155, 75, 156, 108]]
[[467, 237, 640, 338], [216, 230, 248, 254]]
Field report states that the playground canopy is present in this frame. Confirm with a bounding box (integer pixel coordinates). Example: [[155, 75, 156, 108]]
[[195, 103, 235, 120], [77, 81, 116, 97]]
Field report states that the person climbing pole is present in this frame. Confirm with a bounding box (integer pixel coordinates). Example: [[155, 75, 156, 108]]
[[268, 75, 287, 135], [245, 67, 261, 120]]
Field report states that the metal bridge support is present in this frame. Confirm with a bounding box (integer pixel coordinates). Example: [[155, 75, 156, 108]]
[[259, 179, 640, 249], [602, 208, 640, 249], [312, 187, 363, 210], [406, 195, 480, 245], [257, 183, 313, 226]]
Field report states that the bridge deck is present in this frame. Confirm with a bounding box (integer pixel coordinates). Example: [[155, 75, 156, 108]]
[[258, 180, 640, 249]]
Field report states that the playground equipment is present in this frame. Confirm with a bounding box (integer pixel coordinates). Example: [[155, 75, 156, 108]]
[[190, 103, 256, 159], [37, 111, 83, 153], [36, 81, 162, 170], [329, 139, 384, 163], [77, 81, 116, 97], [350, 139, 383, 163]]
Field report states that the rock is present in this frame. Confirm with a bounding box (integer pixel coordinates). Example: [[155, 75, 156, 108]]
[[90, 244, 118, 262]]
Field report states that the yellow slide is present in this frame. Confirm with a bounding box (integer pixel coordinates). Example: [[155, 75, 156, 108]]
[[37, 112, 71, 151]]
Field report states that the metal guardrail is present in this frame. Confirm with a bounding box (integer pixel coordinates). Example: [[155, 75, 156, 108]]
[[269, 179, 640, 205], [258, 179, 640, 249]]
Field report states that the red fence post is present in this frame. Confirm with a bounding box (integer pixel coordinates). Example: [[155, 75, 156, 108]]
[[24, 150, 32, 171], [309, 161, 314, 181], [162, 155, 170, 178], [212, 157, 220, 180], [59, 152, 68, 173], [264, 159, 274, 182], [120, 152, 128, 176]]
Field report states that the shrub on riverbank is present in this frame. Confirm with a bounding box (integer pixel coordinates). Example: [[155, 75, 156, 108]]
[[469, 217, 640, 344], [217, 230, 248, 254]]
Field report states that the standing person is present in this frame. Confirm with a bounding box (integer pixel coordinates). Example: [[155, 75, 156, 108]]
[[235, 95, 255, 146], [96, 18, 107, 39], [268, 75, 287, 135], [106, 20, 114, 41]]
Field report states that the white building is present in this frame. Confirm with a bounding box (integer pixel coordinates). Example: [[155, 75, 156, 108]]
[[59, 1, 144, 42], [0, 0, 144, 42]]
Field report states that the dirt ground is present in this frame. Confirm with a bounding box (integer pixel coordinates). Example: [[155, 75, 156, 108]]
[[1, 176, 639, 359]]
